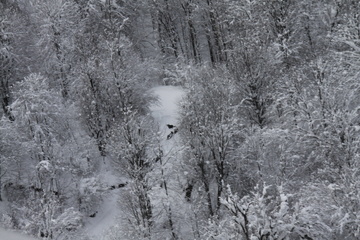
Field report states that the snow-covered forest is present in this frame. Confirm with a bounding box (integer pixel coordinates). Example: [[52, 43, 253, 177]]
[[1, 0, 360, 239]]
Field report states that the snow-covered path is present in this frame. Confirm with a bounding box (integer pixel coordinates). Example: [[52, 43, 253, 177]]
[[150, 86, 186, 182], [150, 85, 185, 133], [150, 86, 192, 238], [83, 165, 125, 239], [0, 227, 38, 240], [82, 86, 186, 239]]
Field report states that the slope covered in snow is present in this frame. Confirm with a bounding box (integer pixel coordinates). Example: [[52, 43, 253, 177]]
[[0, 227, 38, 240], [82, 162, 126, 239], [150, 85, 185, 128], [82, 85, 186, 239], [149, 86, 193, 238]]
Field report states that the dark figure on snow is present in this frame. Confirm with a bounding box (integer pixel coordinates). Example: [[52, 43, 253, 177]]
[[166, 124, 179, 140], [185, 183, 193, 202], [167, 124, 175, 129]]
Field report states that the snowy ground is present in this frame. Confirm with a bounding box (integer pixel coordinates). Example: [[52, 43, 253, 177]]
[[149, 86, 192, 238], [83, 160, 126, 239], [0, 86, 187, 240], [83, 85, 186, 239], [150, 85, 185, 127], [150, 85, 186, 150], [150, 85, 186, 174], [0, 198, 39, 239], [0, 227, 38, 240]]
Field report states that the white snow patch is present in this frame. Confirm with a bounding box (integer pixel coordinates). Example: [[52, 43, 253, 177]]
[[150, 86, 186, 153], [149, 86, 196, 238], [84, 189, 122, 239], [83, 85, 187, 239], [0, 227, 38, 240], [83, 159, 126, 239], [150, 85, 185, 128]]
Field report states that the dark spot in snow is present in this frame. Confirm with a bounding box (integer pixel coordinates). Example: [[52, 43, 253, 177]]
[[109, 182, 128, 190], [118, 182, 127, 188], [89, 211, 98, 218], [185, 183, 193, 202], [167, 127, 179, 140], [167, 124, 175, 129]]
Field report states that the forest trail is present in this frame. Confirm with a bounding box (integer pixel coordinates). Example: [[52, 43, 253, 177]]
[[150, 85, 185, 142], [83, 160, 126, 239], [149, 86, 191, 238], [83, 85, 186, 239], [0, 227, 38, 240]]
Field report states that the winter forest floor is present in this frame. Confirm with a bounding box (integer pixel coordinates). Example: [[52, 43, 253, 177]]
[[3, 1, 360, 239], [0, 85, 186, 240], [84, 85, 186, 239], [0, 227, 38, 240]]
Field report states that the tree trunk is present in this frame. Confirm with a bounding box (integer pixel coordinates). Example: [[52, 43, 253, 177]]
[[198, 159, 214, 216]]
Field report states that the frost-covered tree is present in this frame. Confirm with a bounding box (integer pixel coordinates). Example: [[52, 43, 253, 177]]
[[21, 161, 83, 239], [109, 112, 157, 238], [29, 0, 81, 98], [0, 5, 14, 120], [1, 73, 87, 238], [179, 66, 241, 217], [73, 1, 156, 156], [1, 0, 360, 239], [203, 184, 318, 240], [0, 0, 24, 121]]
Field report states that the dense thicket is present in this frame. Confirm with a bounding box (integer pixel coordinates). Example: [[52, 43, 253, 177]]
[[1, 0, 360, 239]]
